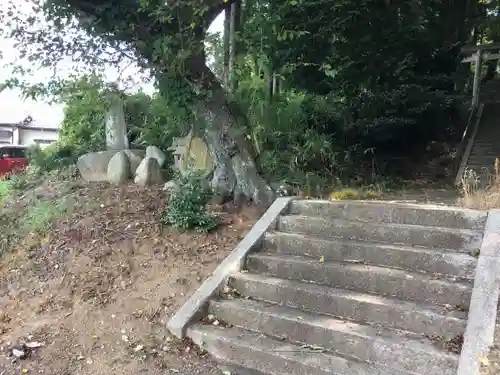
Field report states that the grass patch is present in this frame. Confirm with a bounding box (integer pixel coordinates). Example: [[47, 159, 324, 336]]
[[0, 166, 79, 256], [0, 180, 14, 205], [23, 199, 71, 233]]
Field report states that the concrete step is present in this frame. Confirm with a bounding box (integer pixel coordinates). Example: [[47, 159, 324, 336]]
[[467, 151, 500, 157], [469, 150, 500, 160], [264, 232, 477, 279], [246, 253, 472, 306], [465, 159, 496, 167], [209, 299, 459, 375], [277, 215, 483, 252], [470, 147, 500, 151], [466, 156, 499, 163], [467, 151, 499, 158], [471, 142, 500, 147], [229, 273, 467, 338], [288, 200, 486, 230], [468, 158, 499, 164], [188, 324, 414, 375]]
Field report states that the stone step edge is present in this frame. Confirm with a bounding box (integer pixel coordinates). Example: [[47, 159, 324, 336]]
[[187, 324, 414, 375], [246, 252, 474, 287], [264, 231, 480, 267], [229, 271, 469, 322], [265, 230, 479, 255], [279, 215, 484, 236], [209, 298, 458, 360], [246, 254, 472, 307], [290, 199, 485, 214], [209, 298, 459, 375], [264, 231, 477, 280]]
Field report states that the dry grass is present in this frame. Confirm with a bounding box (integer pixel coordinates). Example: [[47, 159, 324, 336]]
[[458, 158, 500, 210]]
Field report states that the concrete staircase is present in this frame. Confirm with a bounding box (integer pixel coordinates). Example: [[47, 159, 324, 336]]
[[184, 200, 487, 375], [462, 102, 500, 180]]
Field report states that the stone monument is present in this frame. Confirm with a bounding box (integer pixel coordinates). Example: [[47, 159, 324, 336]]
[[105, 96, 130, 150], [77, 96, 145, 182]]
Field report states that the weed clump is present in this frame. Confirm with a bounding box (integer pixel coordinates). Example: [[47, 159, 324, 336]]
[[163, 173, 219, 232], [329, 187, 382, 201]]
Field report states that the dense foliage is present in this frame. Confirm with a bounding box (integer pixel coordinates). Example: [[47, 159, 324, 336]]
[[2, 0, 500, 190]]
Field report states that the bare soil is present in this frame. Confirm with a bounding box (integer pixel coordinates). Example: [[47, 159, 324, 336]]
[[0, 180, 261, 375]]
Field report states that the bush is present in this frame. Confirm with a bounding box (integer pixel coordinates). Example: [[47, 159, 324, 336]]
[[27, 143, 83, 173], [8, 173, 28, 191], [163, 172, 219, 232]]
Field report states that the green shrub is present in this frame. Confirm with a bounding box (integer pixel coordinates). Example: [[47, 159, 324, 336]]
[[27, 143, 82, 173], [0, 172, 30, 202], [163, 172, 219, 232], [8, 173, 28, 191]]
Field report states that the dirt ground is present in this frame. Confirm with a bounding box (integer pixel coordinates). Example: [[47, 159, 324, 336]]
[[0, 179, 261, 375]]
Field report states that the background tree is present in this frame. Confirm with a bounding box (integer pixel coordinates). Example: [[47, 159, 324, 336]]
[[2, 0, 500, 198]]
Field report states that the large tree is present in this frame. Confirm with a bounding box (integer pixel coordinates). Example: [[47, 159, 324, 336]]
[[0, 0, 275, 205]]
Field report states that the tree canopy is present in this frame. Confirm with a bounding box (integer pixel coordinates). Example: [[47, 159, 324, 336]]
[[2, 0, 500, 199]]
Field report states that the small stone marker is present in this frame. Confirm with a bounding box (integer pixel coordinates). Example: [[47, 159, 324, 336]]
[[105, 98, 130, 150], [135, 157, 163, 186], [107, 151, 131, 185], [146, 145, 167, 167]]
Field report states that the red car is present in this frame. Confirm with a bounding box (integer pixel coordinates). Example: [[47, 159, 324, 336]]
[[0, 145, 29, 179]]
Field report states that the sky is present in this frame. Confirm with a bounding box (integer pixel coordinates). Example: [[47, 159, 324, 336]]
[[0, 4, 224, 129]]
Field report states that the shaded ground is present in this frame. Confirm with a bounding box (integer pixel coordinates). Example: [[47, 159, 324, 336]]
[[0, 178, 261, 375]]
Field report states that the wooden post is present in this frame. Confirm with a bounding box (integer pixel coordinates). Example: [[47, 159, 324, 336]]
[[472, 51, 483, 108]]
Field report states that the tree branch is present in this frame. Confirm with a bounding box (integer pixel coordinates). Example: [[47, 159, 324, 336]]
[[204, 0, 237, 28]]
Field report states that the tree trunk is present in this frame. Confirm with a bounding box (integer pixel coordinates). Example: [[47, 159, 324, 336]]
[[185, 60, 275, 206], [228, 0, 241, 92], [223, 7, 231, 88]]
